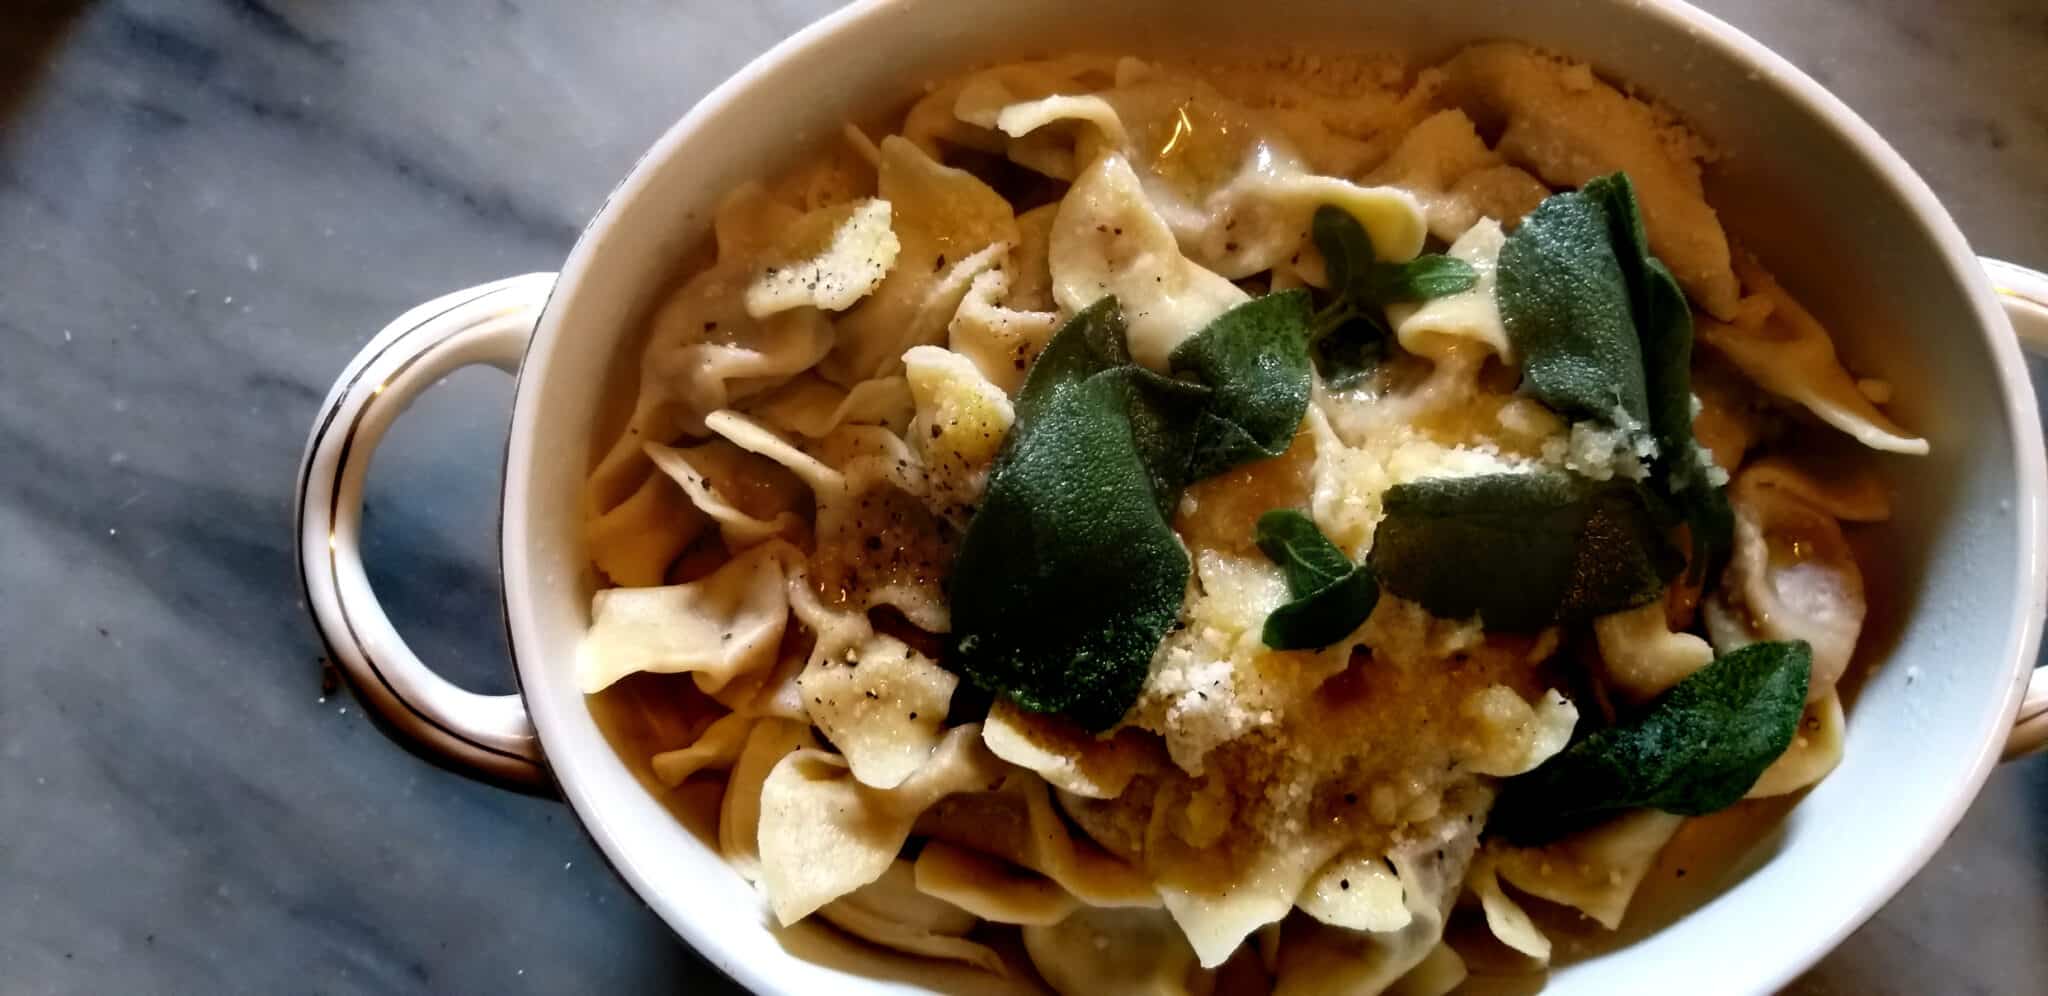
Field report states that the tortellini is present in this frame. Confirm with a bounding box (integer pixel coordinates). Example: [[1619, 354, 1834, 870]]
[[1704, 460, 1881, 701]]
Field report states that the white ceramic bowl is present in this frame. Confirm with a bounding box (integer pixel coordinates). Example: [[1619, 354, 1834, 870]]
[[296, 1, 2048, 992]]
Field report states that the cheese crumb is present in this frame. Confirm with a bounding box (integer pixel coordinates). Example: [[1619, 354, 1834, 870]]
[[1542, 418, 1654, 482]]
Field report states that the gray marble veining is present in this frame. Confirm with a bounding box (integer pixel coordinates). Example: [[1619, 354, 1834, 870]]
[[0, 2, 2042, 994]]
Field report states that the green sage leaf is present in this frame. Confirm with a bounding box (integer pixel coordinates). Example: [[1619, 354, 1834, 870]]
[[1264, 571, 1380, 651], [1311, 329, 1387, 391], [948, 299, 1191, 731], [1582, 174, 1734, 581], [1489, 640, 1813, 843], [1369, 252, 1485, 302], [1497, 188, 1652, 427], [1011, 296, 1131, 422], [1110, 367, 1212, 521], [1170, 290, 1316, 481], [1256, 509, 1354, 595], [1307, 205, 1479, 385], [1366, 472, 1680, 631], [1314, 202, 1379, 299], [949, 291, 1322, 730], [1255, 510, 1380, 651]]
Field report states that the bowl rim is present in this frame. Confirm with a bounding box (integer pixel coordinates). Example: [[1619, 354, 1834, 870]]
[[497, 1, 2048, 993]]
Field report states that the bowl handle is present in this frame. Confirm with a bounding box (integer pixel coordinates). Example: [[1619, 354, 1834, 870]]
[[1983, 257, 2048, 760], [296, 274, 557, 790]]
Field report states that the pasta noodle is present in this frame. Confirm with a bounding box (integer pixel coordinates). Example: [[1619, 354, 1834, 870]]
[[913, 840, 1080, 927], [743, 198, 901, 317], [1050, 152, 1249, 370], [1700, 257, 1928, 455], [649, 711, 754, 788], [1022, 906, 1208, 996], [577, 540, 797, 695], [719, 717, 819, 883], [819, 137, 1020, 385], [644, 440, 808, 550], [1468, 808, 1693, 968], [757, 725, 1009, 924], [1747, 691, 1846, 798], [816, 861, 1008, 975], [1592, 600, 1716, 704], [584, 472, 705, 588]]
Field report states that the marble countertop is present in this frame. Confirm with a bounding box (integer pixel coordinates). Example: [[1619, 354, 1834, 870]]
[[2, 1, 2043, 993]]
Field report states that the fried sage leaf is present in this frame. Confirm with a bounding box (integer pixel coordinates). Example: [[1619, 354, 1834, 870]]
[[1489, 640, 1812, 843], [1499, 173, 1732, 582], [1582, 174, 1734, 581], [1366, 472, 1680, 631], [950, 293, 1318, 729], [948, 299, 1191, 731], [1309, 205, 1479, 387], [1497, 184, 1651, 426], [1255, 510, 1380, 651], [1257, 509, 1354, 594], [1170, 290, 1316, 481]]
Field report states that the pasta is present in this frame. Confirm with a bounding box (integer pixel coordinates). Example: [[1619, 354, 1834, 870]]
[[1704, 460, 1883, 701], [1023, 906, 1207, 995], [576, 42, 1923, 995], [644, 440, 808, 549], [817, 861, 1008, 975], [1386, 217, 1510, 362], [1439, 43, 1743, 319], [1699, 257, 1929, 455], [741, 373, 913, 439], [1049, 152, 1250, 370], [577, 540, 796, 695]]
